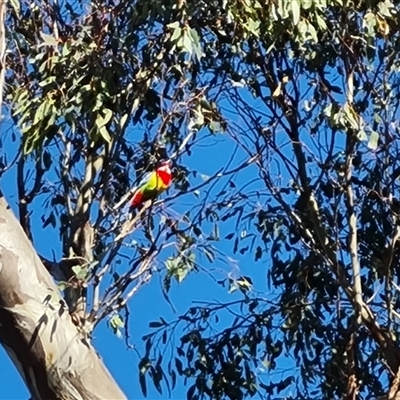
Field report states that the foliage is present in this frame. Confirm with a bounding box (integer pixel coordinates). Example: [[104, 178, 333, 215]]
[[4, 0, 400, 399], [6, 0, 225, 324]]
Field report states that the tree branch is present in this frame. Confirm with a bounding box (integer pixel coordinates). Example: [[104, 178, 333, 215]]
[[344, 65, 363, 319]]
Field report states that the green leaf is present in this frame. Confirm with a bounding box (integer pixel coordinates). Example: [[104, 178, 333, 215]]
[[152, 364, 163, 394], [368, 131, 379, 150], [165, 257, 177, 271], [38, 76, 57, 87], [209, 120, 222, 133], [71, 265, 81, 275], [323, 103, 333, 117], [316, 13, 327, 30], [96, 109, 113, 130], [149, 321, 164, 328], [177, 267, 188, 283], [171, 26, 182, 42], [139, 373, 147, 397], [228, 280, 238, 293], [62, 43, 71, 57], [33, 99, 52, 125], [357, 129, 367, 141], [245, 18, 260, 37], [167, 21, 180, 29], [120, 113, 128, 129], [40, 32, 58, 47], [213, 224, 220, 240], [363, 12, 376, 37], [307, 22, 318, 42], [188, 28, 200, 46], [378, 0, 394, 17], [99, 126, 111, 143], [291, 0, 300, 26], [42, 212, 56, 228], [23, 130, 40, 154], [255, 245, 262, 261], [182, 30, 193, 55], [200, 174, 209, 181], [188, 28, 203, 60], [237, 276, 253, 292], [57, 281, 68, 292], [204, 247, 215, 262], [10, 0, 20, 13], [187, 383, 196, 400], [110, 314, 124, 329], [71, 265, 87, 280]]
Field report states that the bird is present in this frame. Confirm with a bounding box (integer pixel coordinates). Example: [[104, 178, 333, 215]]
[[129, 159, 172, 210]]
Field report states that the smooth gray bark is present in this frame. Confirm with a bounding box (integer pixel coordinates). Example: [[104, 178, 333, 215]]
[[0, 195, 127, 400]]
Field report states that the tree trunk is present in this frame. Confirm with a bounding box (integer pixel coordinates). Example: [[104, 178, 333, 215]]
[[0, 195, 126, 400]]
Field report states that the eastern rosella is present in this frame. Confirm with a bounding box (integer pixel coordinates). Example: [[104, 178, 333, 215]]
[[129, 160, 172, 210]]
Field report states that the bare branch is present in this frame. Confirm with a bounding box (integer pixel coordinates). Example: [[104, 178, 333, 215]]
[[344, 64, 363, 319]]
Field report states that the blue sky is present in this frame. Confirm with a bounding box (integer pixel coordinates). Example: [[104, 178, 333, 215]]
[[0, 114, 282, 399], [1, 2, 395, 399], [0, 21, 332, 397], [0, 59, 354, 398]]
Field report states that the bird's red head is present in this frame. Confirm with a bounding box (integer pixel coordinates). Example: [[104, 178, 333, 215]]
[[156, 159, 172, 186]]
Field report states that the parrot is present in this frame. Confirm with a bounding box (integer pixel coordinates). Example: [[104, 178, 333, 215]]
[[129, 159, 172, 210]]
